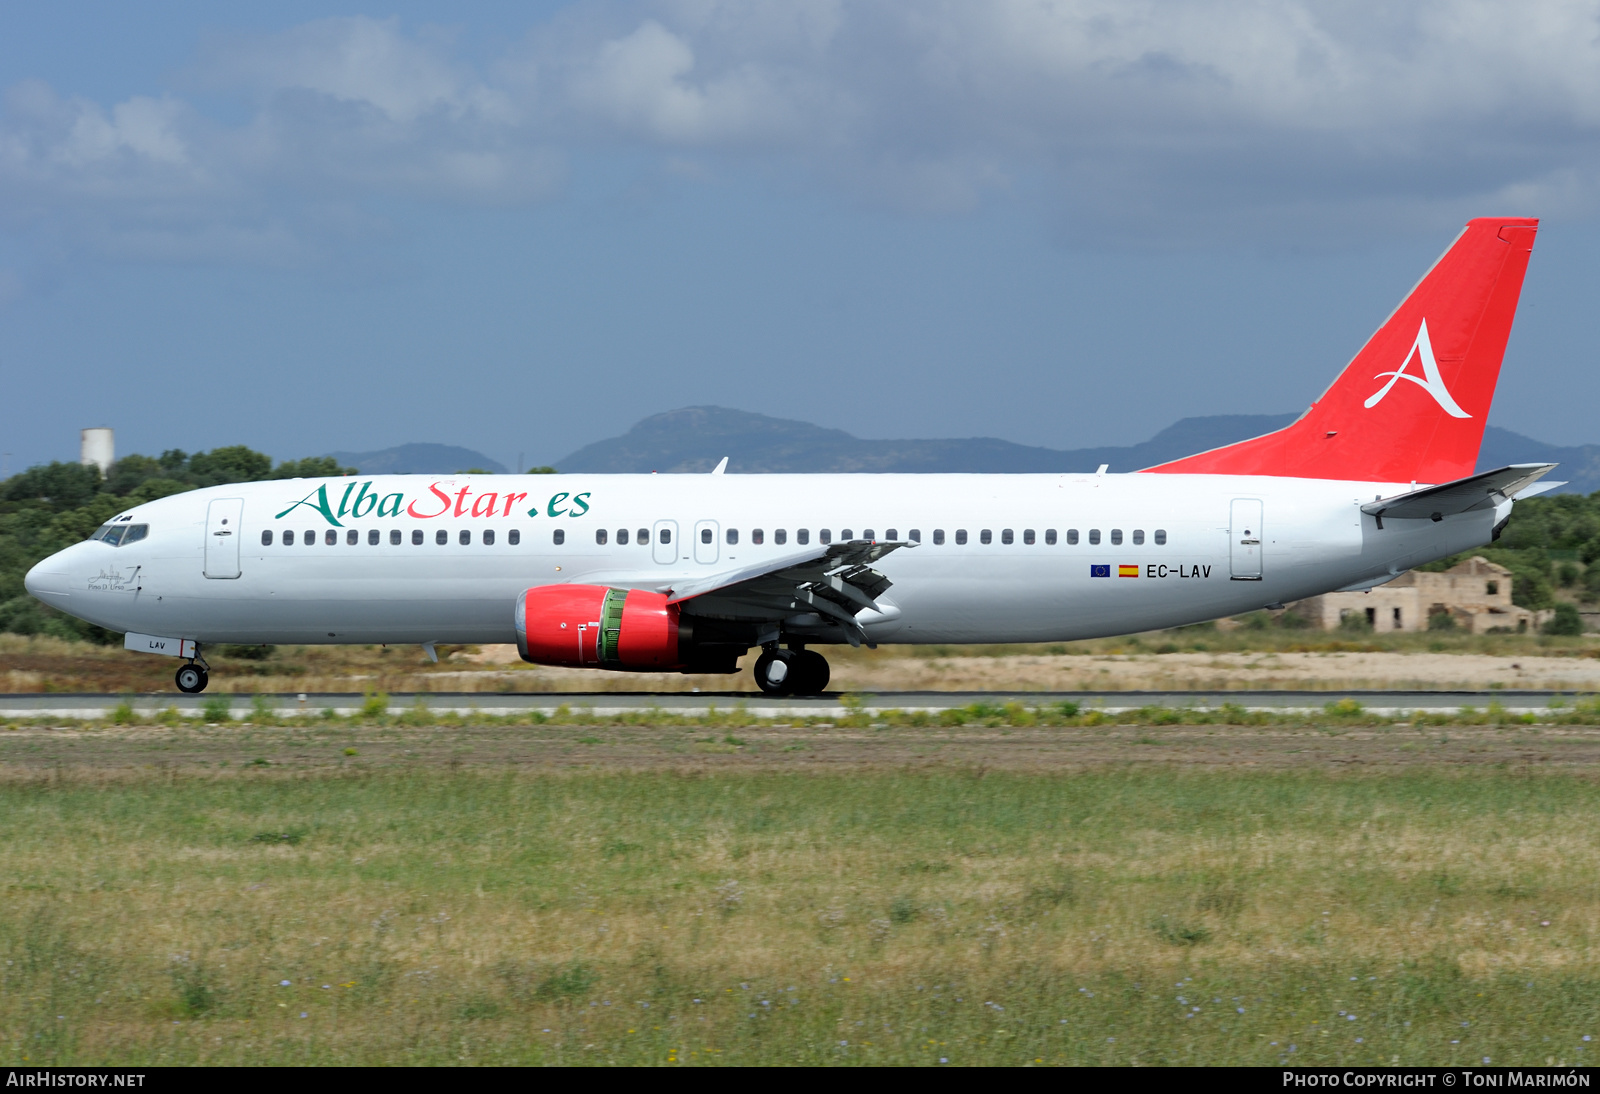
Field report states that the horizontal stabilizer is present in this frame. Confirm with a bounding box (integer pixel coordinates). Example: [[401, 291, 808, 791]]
[[1361, 463, 1557, 522]]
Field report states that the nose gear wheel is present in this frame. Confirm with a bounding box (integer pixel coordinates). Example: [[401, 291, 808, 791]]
[[175, 663, 209, 694]]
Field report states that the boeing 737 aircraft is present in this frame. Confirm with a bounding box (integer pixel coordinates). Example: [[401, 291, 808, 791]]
[[26, 217, 1557, 695]]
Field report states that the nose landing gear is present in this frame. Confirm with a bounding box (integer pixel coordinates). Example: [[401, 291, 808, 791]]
[[175, 655, 210, 694], [752, 647, 830, 696]]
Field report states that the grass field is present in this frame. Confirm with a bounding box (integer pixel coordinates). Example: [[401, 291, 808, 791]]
[[7, 628, 1600, 696], [6, 759, 1600, 1065]]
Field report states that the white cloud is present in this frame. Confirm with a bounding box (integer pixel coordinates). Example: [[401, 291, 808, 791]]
[[4, 2, 1600, 260]]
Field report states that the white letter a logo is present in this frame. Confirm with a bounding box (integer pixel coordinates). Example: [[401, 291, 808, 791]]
[[1364, 318, 1471, 418]]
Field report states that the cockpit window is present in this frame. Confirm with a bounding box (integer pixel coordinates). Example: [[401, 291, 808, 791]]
[[88, 523, 148, 546]]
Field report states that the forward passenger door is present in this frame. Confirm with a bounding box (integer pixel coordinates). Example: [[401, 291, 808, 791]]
[[204, 498, 243, 579]]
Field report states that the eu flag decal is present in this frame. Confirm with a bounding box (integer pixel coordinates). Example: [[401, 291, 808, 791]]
[[1090, 564, 1110, 578]]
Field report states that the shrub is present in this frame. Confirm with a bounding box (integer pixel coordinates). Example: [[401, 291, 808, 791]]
[[1544, 602, 1585, 636], [1428, 611, 1458, 631], [1338, 611, 1373, 633], [201, 696, 231, 722]]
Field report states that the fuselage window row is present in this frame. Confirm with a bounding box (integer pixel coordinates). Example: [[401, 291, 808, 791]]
[[264, 528, 522, 547], [259, 524, 1166, 550]]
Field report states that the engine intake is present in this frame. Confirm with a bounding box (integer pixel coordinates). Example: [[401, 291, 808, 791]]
[[515, 585, 683, 670]]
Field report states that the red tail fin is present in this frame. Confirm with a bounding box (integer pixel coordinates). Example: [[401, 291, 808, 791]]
[[1144, 217, 1538, 484]]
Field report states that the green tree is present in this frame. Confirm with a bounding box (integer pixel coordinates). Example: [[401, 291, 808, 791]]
[[1544, 601, 1585, 636]]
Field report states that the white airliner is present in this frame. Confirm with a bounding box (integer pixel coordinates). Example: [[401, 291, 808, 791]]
[[26, 217, 1558, 696]]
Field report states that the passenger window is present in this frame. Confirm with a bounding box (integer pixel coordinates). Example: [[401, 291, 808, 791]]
[[775, 529, 788, 545], [1088, 529, 1100, 545], [1023, 529, 1034, 545], [701, 528, 713, 544], [753, 529, 764, 545], [412, 530, 424, 545], [1132, 529, 1144, 545], [596, 528, 608, 545], [509, 529, 521, 546], [955, 529, 968, 545], [980, 529, 992, 545], [1002, 529, 1015, 545], [325, 529, 337, 546], [262, 530, 273, 546], [1065, 529, 1076, 545], [460, 530, 471, 545], [726, 529, 739, 545], [797, 529, 809, 545], [863, 529, 875, 541], [617, 528, 629, 545], [1045, 529, 1057, 545], [636, 528, 648, 544], [390, 529, 401, 545], [554, 529, 566, 546], [933, 529, 944, 545], [432, 529, 445, 545], [123, 525, 147, 545], [1154, 529, 1167, 545], [840, 529, 852, 540], [910, 529, 921, 542], [484, 529, 495, 546], [1110, 529, 1122, 546], [885, 528, 897, 540], [347, 529, 358, 545], [820, 529, 832, 544], [659, 528, 671, 544]]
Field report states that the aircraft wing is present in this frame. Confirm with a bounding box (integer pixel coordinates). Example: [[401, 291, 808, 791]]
[[568, 540, 912, 646], [1361, 463, 1561, 523]]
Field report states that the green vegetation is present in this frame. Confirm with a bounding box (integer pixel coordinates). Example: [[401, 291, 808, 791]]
[[5, 766, 1600, 1065], [10, 693, 1600, 732], [1417, 490, 1600, 611], [0, 447, 352, 641]]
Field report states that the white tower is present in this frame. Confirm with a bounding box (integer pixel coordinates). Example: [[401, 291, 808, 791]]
[[81, 427, 114, 476]]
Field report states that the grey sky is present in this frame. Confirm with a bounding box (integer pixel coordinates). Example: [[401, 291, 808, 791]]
[[3, 1, 1599, 473]]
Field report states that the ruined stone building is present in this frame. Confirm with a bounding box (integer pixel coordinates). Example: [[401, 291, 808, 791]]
[[1288, 556, 1546, 633]]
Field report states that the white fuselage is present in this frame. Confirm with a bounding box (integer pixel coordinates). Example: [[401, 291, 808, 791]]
[[25, 472, 1504, 648]]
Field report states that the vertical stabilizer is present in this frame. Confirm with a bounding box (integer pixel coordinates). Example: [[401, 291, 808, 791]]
[[1144, 217, 1538, 484]]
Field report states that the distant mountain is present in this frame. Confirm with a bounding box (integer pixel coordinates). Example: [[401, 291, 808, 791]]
[[326, 443, 507, 476], [1478, 430, 1600, 494], [555, 406, 1600, 493]]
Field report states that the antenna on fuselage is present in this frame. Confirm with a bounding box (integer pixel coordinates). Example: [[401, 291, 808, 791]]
[[711, 457, 729, 475]]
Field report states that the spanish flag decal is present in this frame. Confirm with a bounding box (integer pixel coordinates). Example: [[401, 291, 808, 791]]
[[1118, 564, 1139, 578]]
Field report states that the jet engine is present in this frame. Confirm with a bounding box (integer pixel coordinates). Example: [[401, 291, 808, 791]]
[[515, 585, 684, 670]]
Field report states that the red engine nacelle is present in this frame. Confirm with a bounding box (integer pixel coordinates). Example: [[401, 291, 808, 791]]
[[514, 585, 683, 670]]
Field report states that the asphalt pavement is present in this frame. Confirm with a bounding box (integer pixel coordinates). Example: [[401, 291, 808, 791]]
[[0, 689, 1586, 719]]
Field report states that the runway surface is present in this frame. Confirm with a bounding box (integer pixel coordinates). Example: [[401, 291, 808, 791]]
[[0, 688, 1587, 720]]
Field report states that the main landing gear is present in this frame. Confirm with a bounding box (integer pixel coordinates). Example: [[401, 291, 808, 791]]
[[175, 654, 210, 694], [753, 647, 830, 696]]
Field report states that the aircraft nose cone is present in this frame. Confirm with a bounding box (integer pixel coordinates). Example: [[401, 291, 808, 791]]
[[24, 557, 71, 606]]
